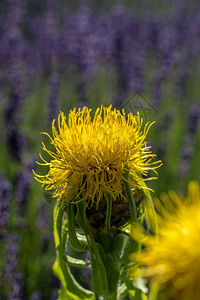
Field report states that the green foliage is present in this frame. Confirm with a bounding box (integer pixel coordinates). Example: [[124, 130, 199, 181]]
[[1, 13, 200, 298], [53, 200, 94, 299]]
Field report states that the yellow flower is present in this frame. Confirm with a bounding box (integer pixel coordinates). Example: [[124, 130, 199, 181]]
[[34, 105, 161, 221], [133, 181, 200, 300]]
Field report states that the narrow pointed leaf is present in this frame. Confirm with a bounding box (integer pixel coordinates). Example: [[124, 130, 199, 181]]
[[54, 197, 64, 249], [91, 242, 109, 296], [75, 201, 90, 235], [123, 166, 137, 225], [105, 194, 112, 230], [53, 255, 94, 299], [121, 272, 147, 300], [67, 203, 86, 251], [112, 232, 138, 263]]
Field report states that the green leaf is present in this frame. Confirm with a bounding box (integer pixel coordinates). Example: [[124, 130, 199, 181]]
[[112, 232, 139, 264], [94, 231, 115, 252], [134, 175, 158, 234], [75, 201, 90, 235], [129, 288, 147, 300], [64, 255, 90, 268], [43, 190, 56, 206], [117, 282, 128, 300], [76, 232, 87, 243], [104, 254, 120, 297], [54, 205, 89, 267], [123, 166, 137, 224], [53, 199, 94, 299], [148, 281, 160, 300], [53, 256, 94, 299], [105, 194, 112, 230], [121, 272, 147, 300], [66, 203, 86, 251], [54, 197, 64, 249], [75, 201, 112, 297], [74, 197, 119, 297], [90, 242, 109, 296], [58, 286, 79, 300]]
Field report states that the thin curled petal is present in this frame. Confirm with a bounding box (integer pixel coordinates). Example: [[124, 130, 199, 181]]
[[34, 105, 162, 207]]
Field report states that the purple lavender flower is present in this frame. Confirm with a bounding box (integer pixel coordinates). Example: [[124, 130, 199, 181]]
[[111, 5, 129, 91], [178, 104, 199, 178], [187, 104, 199, 134], [16, 156, 36, 216], [0, 172, 12, 231], [171, 1, 189, 46], [38, 202, 50, 253], [142, 16, 162, 51], [174, 67, 188, 100], [6, 126, 26, 162], [158, 28, 176, 77], [50, 291, 58, 300], [111, 6, 146, 99], [93, 14, 113, 69], [8, 272, 23, 300], [2, 233, 23, 300], [1, 2, 27, 165], [63, 7, 98, 79], [125, 54, 145, 94], [50, 272, 60, 291], [29, 292, 41, 300], [37, 0, 59, 72], [1, 0, 26, 105], [47, 72, 61, 126], [3, 234, 19, 282], [157, 111, 174, 158], [152, 71, 163, 108], [4, 89, 25, 126]]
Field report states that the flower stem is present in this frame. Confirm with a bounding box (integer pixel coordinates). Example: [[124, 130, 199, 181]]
[[105, 194, 112, 230], [123, 166, 137, 225]]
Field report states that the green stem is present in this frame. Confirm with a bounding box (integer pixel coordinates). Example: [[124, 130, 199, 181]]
[[105, 194, 112, 230], [66, 203, 85, 251], [149, 281, 160, 300], [123, 166, 137, 224], [104, 295, 115, 300]]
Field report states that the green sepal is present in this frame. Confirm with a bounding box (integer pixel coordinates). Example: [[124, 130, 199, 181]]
[[105, 194, 112, 230], [75, 201, 111, 297], [57, 286, 77, 300], [129, 288, 148, 300], [104, 254, 120, 297], [54, 207, 90, 268], [43, 190, 56, 206], [75, 201, 90, 235], [64, 254, 90, 268], [130, 171, 158, 234], [112, 232, 130, 262], [112, 232, 139, 264], [117, 282, 128, 300], [53, 199, 94, 299], [66, 203, 86, 251], [123, 166, 137, 224], [120, 272, 147, 300], [149, 281, 160, 300], [53, 253, 94, 300], [76, 232, 87, 243], [54, 197, 64, 249], [94, 231, 115, 252], [90, 242, 109, 296]]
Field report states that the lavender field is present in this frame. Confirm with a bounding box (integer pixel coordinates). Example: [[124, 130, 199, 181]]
[[1, 0, 200, 299]]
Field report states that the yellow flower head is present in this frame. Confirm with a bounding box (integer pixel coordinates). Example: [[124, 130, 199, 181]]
[[133, 181, 200, 300], [34, 105, 161, 213]]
